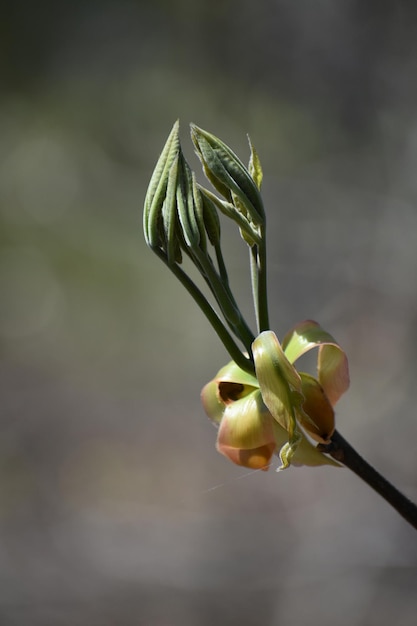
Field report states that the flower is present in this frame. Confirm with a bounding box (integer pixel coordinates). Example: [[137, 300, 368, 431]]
[[201, 320, 349, 471]]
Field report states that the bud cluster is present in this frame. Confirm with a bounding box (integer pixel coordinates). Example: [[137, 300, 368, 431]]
[[143, 123, 349, 471]]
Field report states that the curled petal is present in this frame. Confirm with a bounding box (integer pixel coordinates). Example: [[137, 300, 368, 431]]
[[318, 344, 349, 406], [201, 361, 259, 425], [252, 331, 306, 469], [282, 320, 349, 406], [214, 360, 260, 387], [299, 373, 335, 442], [217, 391, 274, 450], [216, 390, 276, 470], [218, 443, 276, 471], [201, 379, 226, 425], [201, 373, 277, 470]]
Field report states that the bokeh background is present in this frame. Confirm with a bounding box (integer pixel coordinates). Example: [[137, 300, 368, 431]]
[[1, 1, 417, 624]]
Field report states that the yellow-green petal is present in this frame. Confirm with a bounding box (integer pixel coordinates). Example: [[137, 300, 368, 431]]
[[282, 320, 349, 406], [201, 379, 225, 425], [252, 330, 302, 432], [214, 360, 260, 388], [216, 389, 276, 471], [318, 344, 349, 406], [217, 390, 273, 450], [201, 361, 259, 426], [253, 331, 306, 469], [299, 372, 335, 442]]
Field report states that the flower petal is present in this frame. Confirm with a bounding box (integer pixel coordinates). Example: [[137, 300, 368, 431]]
[[201, 361, 260, 425], [318, 344, 350, 406], [217, 391, 274, 450], [201, 379, 226, 425], [282, 320, 349, 406], [252, 331, 302, 432], [218, 443, 276, 471], [214, 360, 260, 387], [299, 373, 335, 442], [252, 331, 307, 468], [216, 390, 276, 470]]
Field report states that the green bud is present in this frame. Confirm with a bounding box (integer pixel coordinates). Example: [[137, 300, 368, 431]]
[[144, 123, 209, 265], [191, 172, 208, 253], [176, 151, 201, 250], [199, 187, 221, 248], [161, 153, 180, 265], [144, 120, 180, 250], [198, 186, 261, 247], [190, 124, 265, 227]]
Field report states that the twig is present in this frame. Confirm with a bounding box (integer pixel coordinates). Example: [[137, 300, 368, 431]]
[[320, 430, 417, 530]]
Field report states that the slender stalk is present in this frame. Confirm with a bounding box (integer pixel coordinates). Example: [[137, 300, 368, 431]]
[[257, 236, 270, 332], [320, 430, 417, 530], [249, 245, 260, 333], [153, 249, 255, 375], [214, 241, 229, 287], [249, 236, 270, 334], [192, 246, 243, 328], [189, 248, 255, 355]]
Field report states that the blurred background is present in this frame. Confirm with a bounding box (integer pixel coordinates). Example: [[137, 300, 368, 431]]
[[1, 1, 417, 624]]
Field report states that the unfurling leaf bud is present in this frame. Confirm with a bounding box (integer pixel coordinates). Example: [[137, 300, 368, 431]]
[[144, 120, 180, 251], [190, 124, 265, 227]]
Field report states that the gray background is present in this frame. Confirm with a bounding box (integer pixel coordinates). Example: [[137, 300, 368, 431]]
[[1, 1, 417, 624]]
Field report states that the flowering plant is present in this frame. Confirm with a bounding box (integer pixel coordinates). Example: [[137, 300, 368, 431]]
[[144, 121, 417, 529]]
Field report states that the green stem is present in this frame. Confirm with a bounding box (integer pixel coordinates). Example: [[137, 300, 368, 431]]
[[250, 236, 270, 334], [191, 247, 255, 355], [257, 235, 270, 332], [250, 245, 260, 333], [154, 249, 255, 375], [214, 241, 229, 287], [320, 430, 417, 531], [192, 247, 242, 327], [213, 239, 256, 348]]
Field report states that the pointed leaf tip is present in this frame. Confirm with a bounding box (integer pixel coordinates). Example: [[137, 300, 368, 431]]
[[248, 135, 263, 190]]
